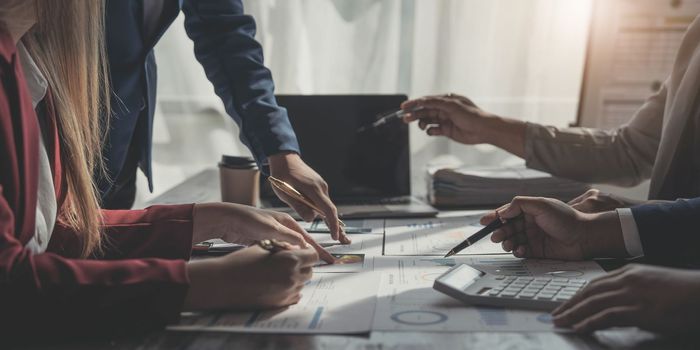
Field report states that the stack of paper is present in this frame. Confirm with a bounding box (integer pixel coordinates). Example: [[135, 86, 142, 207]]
[[429, 165, 590, 208]]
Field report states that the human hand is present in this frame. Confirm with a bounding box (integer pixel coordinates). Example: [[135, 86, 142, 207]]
[[568, 189, 629, 213], [184, 245, 318, 310], [401, 94, 496, 144], [193, 202, 335, 263], [268, 152, 350, 244], [482, 196, 627, 260], [552, 264, 700, 334], [401, 94, 527, 157]]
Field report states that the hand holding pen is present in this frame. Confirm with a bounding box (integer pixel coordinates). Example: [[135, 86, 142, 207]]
[[480, 196, 621, 260], [269, 176, 351, 246], [267, 153, 350, 244], [184, 240, 318, 311]]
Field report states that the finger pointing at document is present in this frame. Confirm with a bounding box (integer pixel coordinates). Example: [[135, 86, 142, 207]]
[[268, 152, 351, 245]]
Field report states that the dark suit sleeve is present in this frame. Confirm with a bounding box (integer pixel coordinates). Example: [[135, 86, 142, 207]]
[[631, 198, 700, 266], [181, 0, 300, 168]]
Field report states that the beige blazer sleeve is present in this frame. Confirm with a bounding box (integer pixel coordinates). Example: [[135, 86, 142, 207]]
[[524, 84, 666, 187]]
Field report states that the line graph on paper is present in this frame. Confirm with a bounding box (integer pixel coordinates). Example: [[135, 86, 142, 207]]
[[384, 217, 506, 256]]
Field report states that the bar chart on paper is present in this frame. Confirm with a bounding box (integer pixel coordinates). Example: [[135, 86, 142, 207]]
[[384, 216, 505, 256]]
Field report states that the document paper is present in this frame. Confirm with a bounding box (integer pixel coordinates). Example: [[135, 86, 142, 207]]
[[170, 272, 380, 334], [372, 256, 605, 332], [384, 216, 506, 256]]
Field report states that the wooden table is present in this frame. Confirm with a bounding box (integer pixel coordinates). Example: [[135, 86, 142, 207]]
[[20, 169, 694, 349], [17, 327, 699, 350]]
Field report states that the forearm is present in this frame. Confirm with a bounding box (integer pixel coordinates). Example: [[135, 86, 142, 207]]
[[522, 123, 656, 186], [481, 116, 527, 158], [182, 0, 300, 167]]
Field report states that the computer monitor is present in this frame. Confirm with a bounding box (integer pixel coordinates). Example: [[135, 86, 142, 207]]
[[261, 95, 410, 203]]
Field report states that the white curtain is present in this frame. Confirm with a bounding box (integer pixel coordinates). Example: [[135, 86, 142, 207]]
[[142, 0, 592, 203]]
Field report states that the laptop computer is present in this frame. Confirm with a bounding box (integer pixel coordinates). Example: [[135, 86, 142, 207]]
[[260, 94, 438, 219]]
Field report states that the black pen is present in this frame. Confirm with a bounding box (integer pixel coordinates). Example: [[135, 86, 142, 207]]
[[444, 215, 521, 258]]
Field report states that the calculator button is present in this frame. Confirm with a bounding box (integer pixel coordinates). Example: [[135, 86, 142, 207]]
[[511, 282, 528, 288], [553, 278, 569, 283], [548, 282, 567, 287], [518, 292, 536, 298], [535, 294, 554, 300], [500, 291, 518, 297], [518, 277, 534, 282], [488, 290, 500, 296], [561, 287, 579, 294], [534, 277, 552, 282], [570, 279, 586, 283]]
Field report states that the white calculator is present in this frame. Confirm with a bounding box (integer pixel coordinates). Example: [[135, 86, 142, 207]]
[[433, 264, 588, 311]]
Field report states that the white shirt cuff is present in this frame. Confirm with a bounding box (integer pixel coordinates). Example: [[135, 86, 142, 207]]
[[616, 208, 644, 257]]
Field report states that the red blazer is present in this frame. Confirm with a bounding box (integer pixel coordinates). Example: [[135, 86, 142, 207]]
[[0, 26, 194, 337]]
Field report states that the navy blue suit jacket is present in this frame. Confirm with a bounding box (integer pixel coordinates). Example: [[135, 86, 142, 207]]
[[632, 198, 700, 266], [101, 0, 300, 195]]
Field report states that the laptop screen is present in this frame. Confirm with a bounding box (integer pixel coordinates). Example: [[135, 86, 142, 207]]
[[261, 95, 410, 202]]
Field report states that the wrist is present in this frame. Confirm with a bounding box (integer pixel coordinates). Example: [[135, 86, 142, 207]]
[[581, 211, 627, 258], [192, 203, 240, 244], [482, 116, 527, 158], [183, 259, 220, 311], [268, 152, 300, 168], [192, 203, 206, 244]]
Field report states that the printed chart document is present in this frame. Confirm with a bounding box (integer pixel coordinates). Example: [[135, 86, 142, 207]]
[[371, 256, 605, 332], [314, 253, 369, 273], [309, 232, 384, 257], [170, 272, 380, 334], [384, 216, 505, 256], [299, 218, 385, 235]]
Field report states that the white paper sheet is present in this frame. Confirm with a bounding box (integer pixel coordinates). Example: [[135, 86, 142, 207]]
[[299, 218, 385, 234], [309, 232, 384, 257], [314, 253, 369, 273], [371, 256, 605, 332], [384, 216, 506, 256], [170, 272, 380, 334]]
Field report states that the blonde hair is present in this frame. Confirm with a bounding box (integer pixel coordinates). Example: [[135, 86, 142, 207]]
[[20, 0, 110, 257]]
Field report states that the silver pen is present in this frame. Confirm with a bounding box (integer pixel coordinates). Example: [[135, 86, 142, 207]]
[[357, 107, 424, 132]]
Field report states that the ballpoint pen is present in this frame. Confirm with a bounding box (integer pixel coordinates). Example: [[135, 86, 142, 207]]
[[268, 176, 346, 227], [444, 214, 522, 258], [357, 107, 425, 132]]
